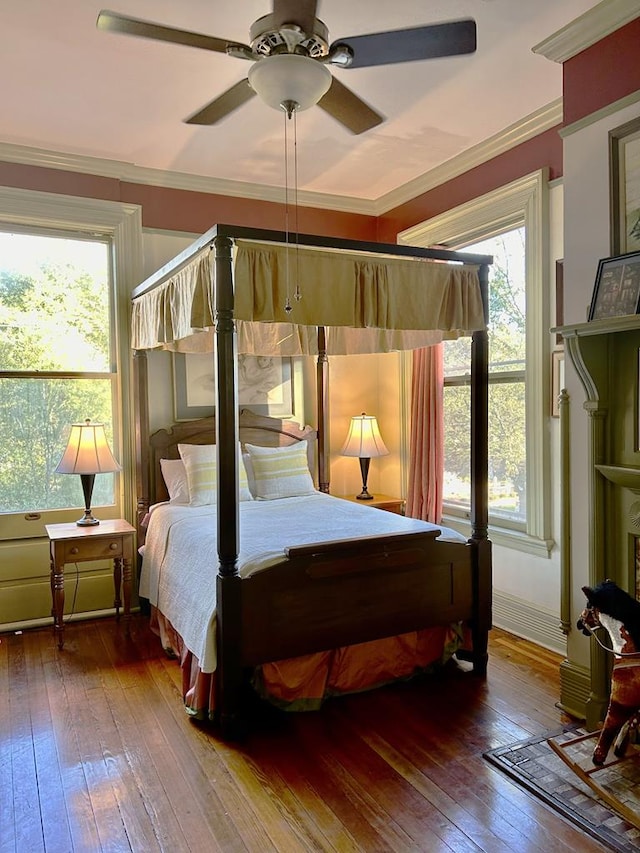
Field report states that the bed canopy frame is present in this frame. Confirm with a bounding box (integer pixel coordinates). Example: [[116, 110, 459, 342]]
[[131, 223, 493, 734]]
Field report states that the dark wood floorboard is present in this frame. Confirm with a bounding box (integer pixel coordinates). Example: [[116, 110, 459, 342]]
[[0, 615, 612, 853]]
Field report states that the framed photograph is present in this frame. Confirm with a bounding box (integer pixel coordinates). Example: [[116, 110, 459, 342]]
[[610, 117, 640, 255], [172, 352, 295, 421], [588, 250, 640, 321], [551, 349, 564, 418]]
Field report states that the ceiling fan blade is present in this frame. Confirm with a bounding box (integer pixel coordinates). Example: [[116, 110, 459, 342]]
[[96, 10, 237, 54], [271, 0, 318, 35], [331, 18, 476, 69], [317, 78, 384, 135], [185, 79, 256, 125]]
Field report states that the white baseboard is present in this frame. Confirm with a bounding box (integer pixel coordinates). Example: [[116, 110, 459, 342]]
[[492, 590, 566, 655]]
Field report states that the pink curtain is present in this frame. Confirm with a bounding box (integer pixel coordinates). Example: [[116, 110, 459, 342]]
[[406, 344, 444, 523]]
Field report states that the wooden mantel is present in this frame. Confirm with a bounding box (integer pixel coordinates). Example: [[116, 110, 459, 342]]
[[555, 313, 640, 728]]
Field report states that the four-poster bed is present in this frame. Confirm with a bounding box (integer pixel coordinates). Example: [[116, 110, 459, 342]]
[[131, 224, 493, 736]]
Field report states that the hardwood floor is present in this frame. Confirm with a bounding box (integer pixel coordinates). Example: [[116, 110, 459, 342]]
[[0, 616, 610, 853]]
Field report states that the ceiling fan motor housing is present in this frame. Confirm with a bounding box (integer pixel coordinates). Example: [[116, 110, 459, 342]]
[[249, 14, 330, 58]]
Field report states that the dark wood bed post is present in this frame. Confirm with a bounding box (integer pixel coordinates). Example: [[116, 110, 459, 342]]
[[469, 261, 492, 675], [316, 325, 330, 493], [213, 233, 244, 737], [132, 348, 150, 540]]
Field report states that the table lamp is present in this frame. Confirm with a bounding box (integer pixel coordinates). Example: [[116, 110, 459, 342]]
[[55, 419, 121, 526], [340, 413, 389, 500]]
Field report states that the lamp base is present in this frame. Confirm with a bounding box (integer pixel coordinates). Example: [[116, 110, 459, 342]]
[[356, 489, 374, 501], [76, 512, 99, 526], [356, 458, 374, 500], [77, 474, 99, 525]]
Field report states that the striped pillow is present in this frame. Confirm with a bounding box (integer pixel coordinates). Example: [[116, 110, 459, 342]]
[[178, 443, 252, 505], [245, 441, 316, 500]]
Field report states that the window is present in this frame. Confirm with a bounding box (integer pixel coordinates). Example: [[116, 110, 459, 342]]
[[399, 170, 552, 556], [444, 229, 526, 527], [0, 230, 116, 513], [0, 187, 141, 539]]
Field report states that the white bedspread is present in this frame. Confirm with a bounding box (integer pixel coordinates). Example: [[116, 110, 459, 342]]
[[139, 492, 465, 673]]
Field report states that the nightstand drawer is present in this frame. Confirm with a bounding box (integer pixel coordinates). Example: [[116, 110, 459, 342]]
[[372, 499, 405, 515], [333, 494, 405, 515], [64, 538, 123, 562]]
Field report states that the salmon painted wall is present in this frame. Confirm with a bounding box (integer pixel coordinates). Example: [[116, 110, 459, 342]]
[[376, 127, 563, 243], [563, 16, 640, 127], [0, 160, 377, 241]]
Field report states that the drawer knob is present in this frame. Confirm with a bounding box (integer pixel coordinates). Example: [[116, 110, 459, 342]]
[[70, 547, 79, 555], [109, 542, 118, 550]]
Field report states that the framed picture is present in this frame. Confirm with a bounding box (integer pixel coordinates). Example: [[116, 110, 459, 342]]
[[551, 349, 564, 418], [588, 250, 640, 321], [610, 117, 640, 255], [172, 352, 295, 421]]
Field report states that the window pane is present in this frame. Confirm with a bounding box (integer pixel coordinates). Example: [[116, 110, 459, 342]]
[[0, 232, 110, 372], [468, 229, 526, 374], [443, 384, 471, 510], [0, 378, 115, 513], [488, 380, 526, 523], [443, 227, 527, 526], [443, 337, 471, 379]]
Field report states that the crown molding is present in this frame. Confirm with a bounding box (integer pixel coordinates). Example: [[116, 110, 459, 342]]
[[0, 98, 565, 220], [559, 89, 640, 138], [375, 99, 562, 215], [0, 141, 377, 216], [532, 0, 640, 63]]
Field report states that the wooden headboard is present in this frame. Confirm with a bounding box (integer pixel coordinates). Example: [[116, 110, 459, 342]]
[[147, 408, 317, 507]]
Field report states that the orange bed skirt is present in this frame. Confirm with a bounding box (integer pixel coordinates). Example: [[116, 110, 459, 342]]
[[150, 606, 465, 720]]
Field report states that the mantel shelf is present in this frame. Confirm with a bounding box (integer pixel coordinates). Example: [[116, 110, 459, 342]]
[[553, 315, 640, 339], [595, 464, 640, 491]]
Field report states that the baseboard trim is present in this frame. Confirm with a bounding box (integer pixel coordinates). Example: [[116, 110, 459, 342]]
[[492, 590, 566, 655], [559, 659, 591, 721], [0, 606, 140, 635]]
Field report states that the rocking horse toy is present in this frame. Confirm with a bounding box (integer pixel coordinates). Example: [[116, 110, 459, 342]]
[[547, 579, 640, 830], [576, 579, 640, 765]]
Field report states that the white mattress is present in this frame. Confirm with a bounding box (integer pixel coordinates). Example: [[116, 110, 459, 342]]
[[139, 491, 466, 673]]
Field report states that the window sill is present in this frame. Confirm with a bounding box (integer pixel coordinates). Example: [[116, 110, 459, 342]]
[[441, 513, 555, 558]]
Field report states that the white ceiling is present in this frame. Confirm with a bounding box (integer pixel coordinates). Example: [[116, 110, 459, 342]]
[[0, 0, 618, 208]]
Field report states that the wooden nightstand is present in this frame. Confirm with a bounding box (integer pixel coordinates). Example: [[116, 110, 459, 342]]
[[334, 493, 406, 515], [45, 519, 136, 649]]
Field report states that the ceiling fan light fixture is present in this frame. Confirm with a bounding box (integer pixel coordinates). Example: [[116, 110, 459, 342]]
[[248, 54, 331, 112]]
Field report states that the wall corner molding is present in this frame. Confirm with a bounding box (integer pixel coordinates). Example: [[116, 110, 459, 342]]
[[532, 0, 640, 63], [375, 101, 562, 215]]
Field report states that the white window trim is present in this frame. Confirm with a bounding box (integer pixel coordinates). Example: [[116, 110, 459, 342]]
[[0, 186, 142, 527], [398, 170, 553, 557]]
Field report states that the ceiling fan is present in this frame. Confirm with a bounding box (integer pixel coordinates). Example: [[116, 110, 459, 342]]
[[97, 1, 476, 135]]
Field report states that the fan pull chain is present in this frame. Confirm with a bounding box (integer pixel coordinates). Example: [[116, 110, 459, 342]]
[[283, 107, 292, 314], [293, 108, 301, 303]]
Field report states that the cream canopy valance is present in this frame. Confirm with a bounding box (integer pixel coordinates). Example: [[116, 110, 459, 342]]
[[131, 239, 486, 355]]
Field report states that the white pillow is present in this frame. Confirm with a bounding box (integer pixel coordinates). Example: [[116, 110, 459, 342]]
[[244, 441, 316, 500], [242, 451, 256, 497], [160, 458, 190, 505], [178, 443, 253, 506]]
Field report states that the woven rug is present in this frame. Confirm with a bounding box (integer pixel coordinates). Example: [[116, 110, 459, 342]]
[[484, 727, 640, 852]]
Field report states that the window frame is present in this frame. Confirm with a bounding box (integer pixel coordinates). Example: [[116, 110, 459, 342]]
[[0, 187, 142, 537], [399, 170, 553, 557]]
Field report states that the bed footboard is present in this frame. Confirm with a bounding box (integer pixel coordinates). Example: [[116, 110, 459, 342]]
[[215, 530, 490, 734], [240, 531, 482, 668]]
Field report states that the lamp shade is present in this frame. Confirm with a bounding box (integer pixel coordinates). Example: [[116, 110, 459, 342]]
[[55, 419, 121, 475], [248, 54, 332, 112], [340, 413, 389, 459]]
